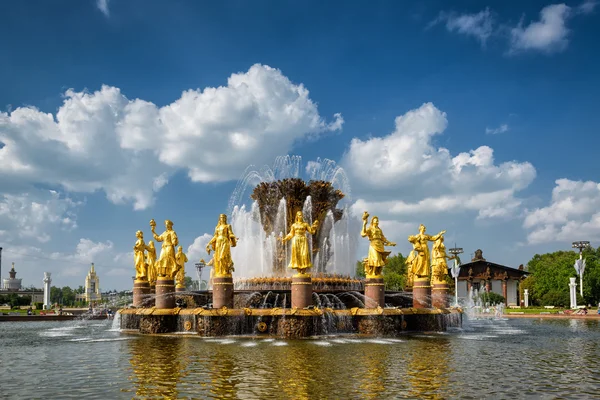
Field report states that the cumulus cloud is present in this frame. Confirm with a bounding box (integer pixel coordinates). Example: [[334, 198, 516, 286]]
[[509, 4, 572, 54], [0, 190, 80, 243], [342, 102, 536, 220], [0, 64, 342, 211], [485, 124, 509, 135], [187, 233, 212, 264], [524, 179, 600, 244], [429, 8, 495, 46], [578, 0, 598, 14]]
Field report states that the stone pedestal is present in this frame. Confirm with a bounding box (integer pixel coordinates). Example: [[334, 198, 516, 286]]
[[413, 277, 432, 309], [155, 277, 176, 309], [148, 286, 156, 307], [175, 285, 186, 293], [291, 275, 313, 309], [213, 276, 234, 309], [133, 279, 150, 308], [431, 282, 449, 309], [364, 277, 385, 308]]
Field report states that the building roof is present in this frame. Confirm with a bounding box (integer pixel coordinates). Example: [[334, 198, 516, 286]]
[[451, 249, 528, 280]]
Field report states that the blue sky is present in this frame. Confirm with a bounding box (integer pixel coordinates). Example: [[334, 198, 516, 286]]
[[1, 0, 599, 290]]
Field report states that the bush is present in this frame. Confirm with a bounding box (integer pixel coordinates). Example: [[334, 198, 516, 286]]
[[34, 302, 44, 310], [540, 290, 570, 307], [478, 291, 505, 305]]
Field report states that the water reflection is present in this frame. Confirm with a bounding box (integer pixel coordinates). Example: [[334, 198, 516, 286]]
[[128, 336, 187, 398], [406, 338, 450, 399]]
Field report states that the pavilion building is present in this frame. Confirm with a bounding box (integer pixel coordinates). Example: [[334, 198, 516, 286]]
[[454, 249, 528, 306], [75, 263, 102, 304]]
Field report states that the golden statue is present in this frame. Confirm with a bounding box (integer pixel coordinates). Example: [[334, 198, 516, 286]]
[[360, 212, 396, 278], [133, 230, 148, 280], [280, 211, 319, 276], [431, 234, 455, 284], [175, 246, 188, 288], [206, 214, 237, 278], [407, 224, 446, 280], [146, 241, 157, 286], [151, 219, 180, 279]]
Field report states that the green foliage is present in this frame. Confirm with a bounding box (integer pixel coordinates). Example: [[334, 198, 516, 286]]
[[524, 247, 600, 306], [383, 253, 407, 291], [478, 291, 505, 305], [183, 276, 195, 290], [355, 260, 365, 278], [34, 302, 44, 310]]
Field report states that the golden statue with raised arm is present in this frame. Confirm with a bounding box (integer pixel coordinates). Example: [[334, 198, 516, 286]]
[[407, 224, 446, 279], [151, 218, 179, 279], [146, 241, 157, 286], [280, 211, 319, 276], [133, 230, 148, 280], [206, 214, 237, 278], [361, 211, 396, 278], [431, 234, 454, 284], [175, 246, 188, 288]]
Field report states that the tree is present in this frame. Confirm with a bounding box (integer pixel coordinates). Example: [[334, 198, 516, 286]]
[[61, 287, 75, 306], [50, 286, 62, 305], [183, 276, 195, 290], [524, 248, 600, 307], [75, 286, 85, 294], [383, 253, 407, 291]]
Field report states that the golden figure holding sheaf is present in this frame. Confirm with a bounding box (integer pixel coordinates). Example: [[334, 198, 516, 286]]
[[151, 218, 181, 279], [430, 234, 454, 284], [280, 211, 319, 276], [406, 224, 446, 283], [175, 246, 188, 288], [133, 230, 148, 281], [360, 211, 396, 278], [206, 214, 237, 278]]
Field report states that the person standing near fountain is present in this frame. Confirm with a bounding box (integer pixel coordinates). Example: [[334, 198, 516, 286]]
[[133, 230, 150, 308], [175, 246, 188, 292], [361, 212, 396, 308], [430, 234, 454, 308], [151, 219, 179, 309], [206, 214, 237, 308], [407, 224, 445, 308], [280, 211, 319, 309]]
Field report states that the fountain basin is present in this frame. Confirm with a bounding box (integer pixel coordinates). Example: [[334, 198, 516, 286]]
[[118, 307, 462, 338]]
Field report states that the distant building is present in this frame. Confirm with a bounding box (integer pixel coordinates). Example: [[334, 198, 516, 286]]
[[2, 263, 22, 291], [454, 249, 528, 306], [0, 263, 44, 304], [75, 263, 102, 303]]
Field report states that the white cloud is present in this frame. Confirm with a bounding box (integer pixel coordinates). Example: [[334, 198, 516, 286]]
[[342, 102, 536, 220], [524, 179, 600, 244], [96, 0, 110, 17], [187, 233, 212, 264], [0, 64, 342, 211], [485, 124, 509, 135], [0, 190, 80, 243], [509, 4, 572, 54], [429, 8, 495, 46]]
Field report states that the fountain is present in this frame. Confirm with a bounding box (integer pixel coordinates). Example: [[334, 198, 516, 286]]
[[118, 156, 462, 337]]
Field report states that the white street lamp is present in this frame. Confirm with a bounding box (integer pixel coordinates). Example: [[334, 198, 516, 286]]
[[572, 241, 590, 298], [449, 246, 464, 307]]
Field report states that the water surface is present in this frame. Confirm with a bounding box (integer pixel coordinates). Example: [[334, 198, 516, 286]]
[[0, 317, 598, 399]]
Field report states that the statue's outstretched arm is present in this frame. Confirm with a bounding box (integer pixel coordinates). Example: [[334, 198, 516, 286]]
[[282, 225, 295, 242]]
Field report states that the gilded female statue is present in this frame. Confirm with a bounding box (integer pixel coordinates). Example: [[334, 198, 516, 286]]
[[146, 241, 157, 285], [206, 214, 237, 277], [361, 212, 396, 278], [280, 211, 319, 276], [431, 234, 454, 284], [407, 224, 446, 279], [151, 219, 179, 279], [133, 230, 148, 280], [175, 246, 188, 287]]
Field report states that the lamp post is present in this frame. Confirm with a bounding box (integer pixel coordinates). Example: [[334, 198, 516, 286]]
[[195, 259, 206, 291], [449, 246, 464, 307], [572, 241, 590, 298]]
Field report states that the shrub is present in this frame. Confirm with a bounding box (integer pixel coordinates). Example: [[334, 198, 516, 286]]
[[478, 291, 505, 305]]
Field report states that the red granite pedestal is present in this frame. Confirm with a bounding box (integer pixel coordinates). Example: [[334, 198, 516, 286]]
[[413, 277, 432, 309], [155, 277, 176, 309], [133, 279, 150, 308], [364, 277, 385, 308], [291, 275, 313, 309], [431, 282, 449, 309], [213, 276, 234, 309]]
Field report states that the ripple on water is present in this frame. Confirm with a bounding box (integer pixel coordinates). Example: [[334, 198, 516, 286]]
[[241, 342, 258, 347], [271, 341, 287, 346], [312, 341, 331, 346]]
